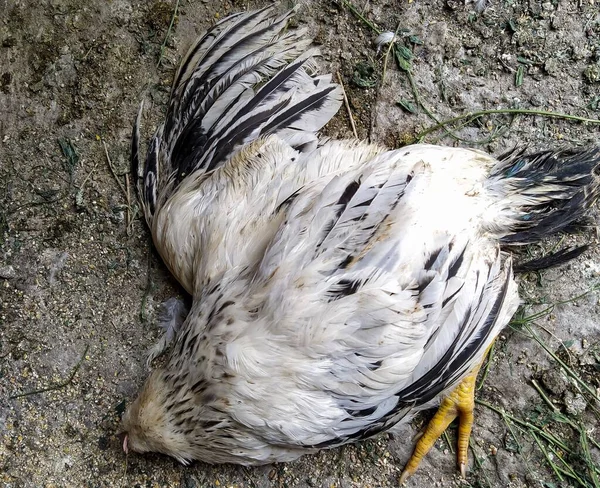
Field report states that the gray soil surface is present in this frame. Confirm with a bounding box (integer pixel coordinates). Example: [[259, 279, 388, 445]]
[[1, 0, 599, 487]]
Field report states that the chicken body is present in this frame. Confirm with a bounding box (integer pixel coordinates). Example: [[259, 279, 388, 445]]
[[123, 6, 600, 469]]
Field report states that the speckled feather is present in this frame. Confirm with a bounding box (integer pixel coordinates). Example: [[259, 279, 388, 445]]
[[124, 6, 600, 466]]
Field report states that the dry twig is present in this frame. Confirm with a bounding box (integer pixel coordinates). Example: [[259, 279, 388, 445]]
[[337, 72, 359, 139]]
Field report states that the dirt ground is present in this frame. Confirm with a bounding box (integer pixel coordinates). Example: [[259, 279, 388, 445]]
[[1, 0, 599, 487]]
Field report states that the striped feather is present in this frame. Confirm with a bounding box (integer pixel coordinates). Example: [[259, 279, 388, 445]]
[[125, 6, 599, 471], [133, 6, 342, 223]]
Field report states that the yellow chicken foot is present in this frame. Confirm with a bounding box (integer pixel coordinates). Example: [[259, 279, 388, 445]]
[[400, 348, 491, 484]]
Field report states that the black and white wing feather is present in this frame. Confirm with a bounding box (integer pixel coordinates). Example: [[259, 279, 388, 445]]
[[132, 5, 342, 224], [216, 147, 520, 447]]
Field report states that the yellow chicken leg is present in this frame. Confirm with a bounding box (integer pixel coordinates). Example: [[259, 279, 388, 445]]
[[400, 347, 491, 484]]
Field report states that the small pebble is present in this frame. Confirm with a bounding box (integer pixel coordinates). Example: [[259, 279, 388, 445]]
[[564, 391, 587, 416], [0, 265, 16, 279]]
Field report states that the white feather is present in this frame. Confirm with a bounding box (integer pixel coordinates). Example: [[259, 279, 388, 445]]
[[124, 7, 598, 468]]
